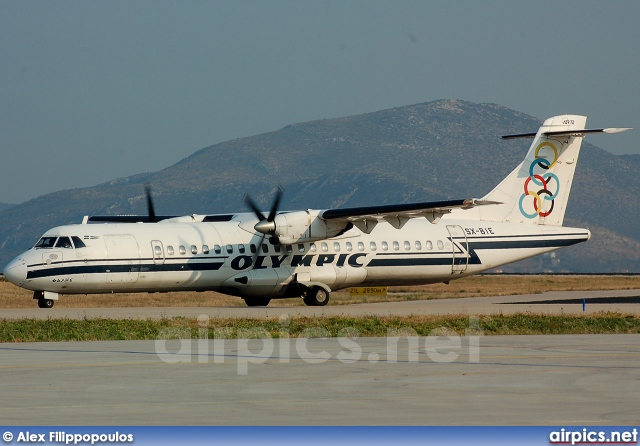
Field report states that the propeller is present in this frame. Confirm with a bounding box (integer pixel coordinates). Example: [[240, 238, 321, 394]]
[[244, 187, 284, 268], [87, 183, 178, 223], [144, 183, 157, 223]]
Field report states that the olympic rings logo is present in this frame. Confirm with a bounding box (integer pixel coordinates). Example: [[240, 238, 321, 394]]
[[519, 142, 560, 219]]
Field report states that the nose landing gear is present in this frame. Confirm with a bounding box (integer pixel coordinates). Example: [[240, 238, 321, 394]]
[[33, 291, 56, 309]]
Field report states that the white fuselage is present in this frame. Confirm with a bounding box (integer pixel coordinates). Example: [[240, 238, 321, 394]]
[[4, 212, 590, 300], [3, 113, 626, 307]]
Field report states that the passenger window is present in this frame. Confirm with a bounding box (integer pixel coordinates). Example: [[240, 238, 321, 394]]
[[426, 241, 433, 250], [202, 245, 209, 254], [55, 237, 73, 249], [238, 244, 245, 254], [154, 245, 163, 257], [437, 240, 444, 250], [404, 241, 411, 250], [286, 245, 293, 253], [226, 244, 234, 254], [370, 241, 377, 251], [262, 244, 269, 254], [415, 241, 422, 250], [167, 246, 175, 255], [357, 242, 365, 252], [191, 245, 198, 255], [310, 243, 317, 252], [381, 241, 388, 251], [333, 242, 340, 252], [393, 241, 400, 251], [346, 242, 353, 252], [179, 245, 186, 255], [321, 242, 328, 252], [71, 236, 86, 249], [214, 245, 222, 254], [250, 244, 257, 254], [298, 243, 305, 253], [274, 245, 281, 253]]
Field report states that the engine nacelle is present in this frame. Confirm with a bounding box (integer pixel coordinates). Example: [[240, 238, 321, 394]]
[[272, 210, 348, 245]]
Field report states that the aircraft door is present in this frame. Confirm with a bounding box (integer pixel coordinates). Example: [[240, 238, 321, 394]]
[[333, 264, 347, 288], [446, 225, 468, 274], [42, 251, 63, 268], [151, 240, 165, 266], [105, 234, 140, 283]]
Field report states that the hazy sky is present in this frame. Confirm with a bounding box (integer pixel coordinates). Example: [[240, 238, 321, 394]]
[[1, 0, 639, 203]]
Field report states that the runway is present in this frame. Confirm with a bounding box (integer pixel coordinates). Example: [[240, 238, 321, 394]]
[[2, 290, 638, 425], [0, 335, 638, 425], [2, 289, 639, 320]]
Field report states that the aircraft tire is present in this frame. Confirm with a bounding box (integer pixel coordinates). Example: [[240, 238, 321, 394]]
[[38, 299, 54, 309], [303, 287, 329, 306], [243, 297, 271, 307]]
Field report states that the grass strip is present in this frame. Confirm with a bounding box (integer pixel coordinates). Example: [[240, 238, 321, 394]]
[[1, 313, 639, 343]]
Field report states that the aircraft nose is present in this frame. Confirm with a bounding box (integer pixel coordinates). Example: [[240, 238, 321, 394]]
[[3, 257, 27, 287]]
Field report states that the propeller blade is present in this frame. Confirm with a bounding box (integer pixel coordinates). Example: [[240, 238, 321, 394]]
[[144, 183, 157, 223], [267, 186, 284, 222], [250, 233, 266, 270], [243, 193, 267, 221]]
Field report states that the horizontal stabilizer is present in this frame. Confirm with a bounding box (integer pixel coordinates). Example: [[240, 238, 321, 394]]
[[501, 132, 537, 140], [502, 127, 631, 139], [544, 127, 632, 137]]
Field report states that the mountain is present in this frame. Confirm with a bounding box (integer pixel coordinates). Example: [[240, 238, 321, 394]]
[[0, 203, 15, 213], [1, 99, 639, 272]]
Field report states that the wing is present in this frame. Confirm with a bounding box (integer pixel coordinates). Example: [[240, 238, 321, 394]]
[[319, 198, 500, 233]]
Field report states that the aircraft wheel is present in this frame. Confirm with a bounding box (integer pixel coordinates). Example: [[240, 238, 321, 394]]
[[244, 297, 271, 307], [38, 299, 54, 309], [303, 287, 329, 306]]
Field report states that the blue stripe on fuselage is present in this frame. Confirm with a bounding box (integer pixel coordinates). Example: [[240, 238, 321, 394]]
[[26, 261, 225, 279]]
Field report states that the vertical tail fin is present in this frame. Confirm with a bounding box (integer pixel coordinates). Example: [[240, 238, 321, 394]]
[[481, 115, 630, 226]]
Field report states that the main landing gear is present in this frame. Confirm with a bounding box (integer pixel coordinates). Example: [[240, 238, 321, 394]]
[[243, 297, 271, 307], [302, 286, 330, 306], [241, 286, 331, 307]]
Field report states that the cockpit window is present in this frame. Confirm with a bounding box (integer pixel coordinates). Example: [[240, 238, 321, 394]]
[[71, 236, 86, 248], [34, 237, 58, 248], [55, 236, 73, 249]]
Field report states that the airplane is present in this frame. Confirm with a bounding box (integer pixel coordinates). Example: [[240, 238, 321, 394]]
[[2, 115, 631, 308]]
